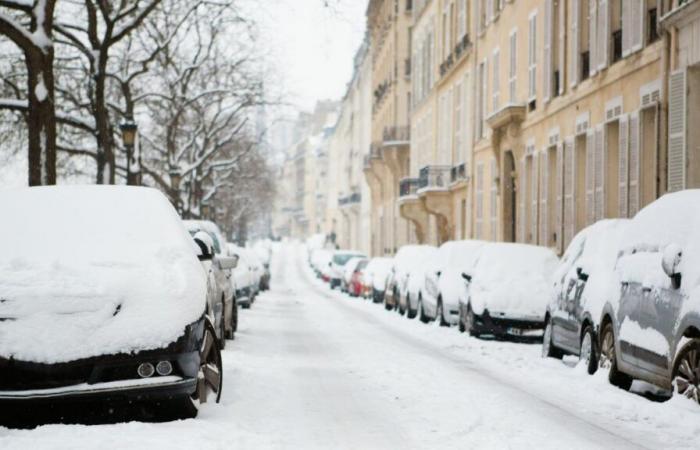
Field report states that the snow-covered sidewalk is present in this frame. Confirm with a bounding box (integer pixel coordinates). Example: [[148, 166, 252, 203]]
[[1, 243, 699, 449]]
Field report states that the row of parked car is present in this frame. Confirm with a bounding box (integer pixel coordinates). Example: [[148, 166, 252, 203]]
[[308, 190, 700, 405], [0, 186, 272, 421]]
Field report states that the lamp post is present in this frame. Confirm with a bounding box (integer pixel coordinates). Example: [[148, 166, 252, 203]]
[[120, 118, 138, 185]]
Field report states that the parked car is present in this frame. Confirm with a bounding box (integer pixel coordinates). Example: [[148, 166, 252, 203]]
[[184, 220, 239, 347], [253, 242, 272, 291], [361, 257, 392, 302], [388, 245, 437, 314], [341, 257, 367, 293], [402, 255, 436, 319], [311, 249, 333, 280], [597, 191, 700, 400], [329, 251, 366, 289], [247, 251, 264, 300], [0, 186, 226, 417], [422, 240, 486, 326], [348, 259, 369, 297], [459, 243, 559, 339], [543, 220, 629, 374], [229, 244, 254, 309]]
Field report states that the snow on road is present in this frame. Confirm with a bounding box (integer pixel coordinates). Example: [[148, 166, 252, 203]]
[[2, 243, 700, 449]]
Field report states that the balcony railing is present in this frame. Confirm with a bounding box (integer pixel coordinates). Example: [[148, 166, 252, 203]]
[[399, 177, 421, 197], [338, 192, 362, 207], [383, 126, 410, 143], [450, 163, 468, 184], [419, 165, 452, 189]]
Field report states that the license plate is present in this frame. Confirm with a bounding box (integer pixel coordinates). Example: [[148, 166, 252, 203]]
[[508, 327, 523, 336]]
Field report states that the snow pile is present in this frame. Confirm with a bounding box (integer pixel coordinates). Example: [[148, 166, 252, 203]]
[[0, 186, 207, 364], [364, 257, 394, 291], [468, 243, 559, 319], [619, 318, 670, 356]]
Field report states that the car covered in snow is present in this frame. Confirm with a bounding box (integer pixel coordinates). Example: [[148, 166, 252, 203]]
[[421, 240, 486, 326], [329, 250, 366, 289], [341, 256, 367, 293], [0, 186, 227, 416], [228, 244, 255, 309], [459, 243, 559, 339], [384, 245, 437, 311], [362, 257, 393, 302], [310, 249, 333, 280], [347, 259, 369, 297], [598, 191, 700, 400], [184, 220, 239, 346], [543, 220, 629, 373], [400, 252, 438, 319], [252, 243, 272, 291]]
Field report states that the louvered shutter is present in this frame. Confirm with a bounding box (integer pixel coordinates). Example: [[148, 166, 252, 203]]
[[493, 49, 500, 112], [487, 0, 493, 24], [618, 115, 629, 218], [598, 0, 609, 70], [594, 125, 605, 220], [531, 153, 539, 243], [622, 0, 631, 57], [558, 0, 566, 95], [555, 143, 564, 253], [491, 159, 498, 240], [519, 158, 527, 242], [529, 14, 537, 100], [668, 69, 687, 192], [544, 0, 553, 102], [628, 111, 641, 216], [540, 150, 549, 246], [509, 31, 517, 102], [571, 0, 579, 87], [564, 138, 575, 246], [585, 130, 596, 225], [631, 0, 643, 53], [589, 0, 598, 77]]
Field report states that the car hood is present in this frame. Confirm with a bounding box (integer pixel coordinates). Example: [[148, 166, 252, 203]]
[[0, 250, 207, 364]]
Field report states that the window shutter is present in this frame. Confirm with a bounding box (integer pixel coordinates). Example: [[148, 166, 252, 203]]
[[519, 157, 527, 242], [571, 0, 579, 87], [618, 115, 629, 218], [555, 143, 564, 253], [668, 69, 687, 193], [589, 1, 598, 76], [631, 0, 643, 53], [531, 153, 539, 243], [458, 0, 466, 38], [585, 130, 595, 225], [491, 159, 498, 240], [594, 124, 605, 220], [544, 0, 553, 102], [529, 13, 537, 100], [509, 30, 517, 102], [487, 0, 493, 23], [598, 0, 609, 70], [564, 138, 575, 246], [558, 0, 566, 95], [622, 0, 631, 57], [628, 111, 641, 216], [493, 49, 500, 112], [539, 150, 549, 246]]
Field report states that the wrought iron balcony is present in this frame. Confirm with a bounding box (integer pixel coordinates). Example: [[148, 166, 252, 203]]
[[338, 192, 362, 207], [450, 163, 468, 184], [383, 126, 410, 143], [399, 177, 421, 197], [419, 165, 452, 190]]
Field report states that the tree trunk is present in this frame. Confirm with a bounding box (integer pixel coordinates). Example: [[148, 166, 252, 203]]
[[94, 56, 115, 184], [26, 48, 56, 186]]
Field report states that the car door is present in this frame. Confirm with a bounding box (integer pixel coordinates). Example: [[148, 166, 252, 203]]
[[551, 241, 585, 353]]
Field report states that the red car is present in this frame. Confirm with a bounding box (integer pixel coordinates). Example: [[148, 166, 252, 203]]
[[348, 260, 368, 297]]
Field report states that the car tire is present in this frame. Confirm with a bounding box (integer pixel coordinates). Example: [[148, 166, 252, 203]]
[[672, 339, 700, 404], [437, 298, 449, 327], [599, 322, 633, 390], [384, 294, 392, 311], [192, 317, 223, 408], [579, 325, 598, 374], [225, 298, 237, 340], [418, 296, 429, 324], [542, 319, 563, 359], [219, 309, 226, 350], [407, 294, 417, 319]]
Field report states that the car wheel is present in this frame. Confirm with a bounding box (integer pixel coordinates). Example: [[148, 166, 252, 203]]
[[542, 319, 563, 359], [599, 322, 633, 390], [218, 310, 226, 350], [579, 326, 598, 374], [225, 299, 237, 340], [193, 317, 223, 408], [418, 296, 429, 324], [437, 298, 448, 327], [465, 305, 480, 338], [673, 339, 700, 404], [407, 294, 417, 319]]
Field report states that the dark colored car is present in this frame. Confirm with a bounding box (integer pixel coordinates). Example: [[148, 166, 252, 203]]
[[0, 186, 225, 418]]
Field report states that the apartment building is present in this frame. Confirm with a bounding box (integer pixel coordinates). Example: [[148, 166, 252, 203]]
[[363, 0, 416, 256]]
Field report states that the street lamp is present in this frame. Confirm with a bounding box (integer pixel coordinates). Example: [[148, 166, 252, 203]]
[[120, 118, 138, 185]]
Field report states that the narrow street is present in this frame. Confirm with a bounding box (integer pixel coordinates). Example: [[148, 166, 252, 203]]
[[2, 244, 700, 450]]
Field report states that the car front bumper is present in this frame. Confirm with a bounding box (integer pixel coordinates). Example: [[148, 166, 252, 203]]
[[472, 311, 544, 338]]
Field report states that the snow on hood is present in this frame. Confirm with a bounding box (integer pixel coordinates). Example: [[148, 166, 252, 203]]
[[393, 245, 438, 290], [436, 240, 486, 307], [469, 243, 559, 319], [365, 257, 393, 291], [0, 186, 207, 364]]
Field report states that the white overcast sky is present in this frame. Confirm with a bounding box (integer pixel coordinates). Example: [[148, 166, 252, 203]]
[[246, 0, 368, 112]]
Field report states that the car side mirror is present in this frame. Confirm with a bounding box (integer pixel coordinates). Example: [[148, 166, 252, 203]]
[[217, 255, 239, 270], [461, 272, 472, 283], [576, 267, 589, 282], [662, 244, 682, 289], [193, 231, 214, 261]]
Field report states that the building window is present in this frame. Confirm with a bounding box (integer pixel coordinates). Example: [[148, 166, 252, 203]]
[[476, 162, 484, 239], [528, 11, 537, 108], [490, 159, 498, 240], [509, 30, 517, 102], [492, 48, 500, 112]]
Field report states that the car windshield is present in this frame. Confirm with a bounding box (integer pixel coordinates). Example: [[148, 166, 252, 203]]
[[333, 254, 360, 265]]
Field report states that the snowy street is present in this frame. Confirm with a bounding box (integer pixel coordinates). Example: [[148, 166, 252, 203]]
[[2, 244, 700, 449]]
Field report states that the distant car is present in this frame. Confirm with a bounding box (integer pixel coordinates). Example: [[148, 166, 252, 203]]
[[390, 245, 438, 315], [0, 186, 225, 417], [252, 242, 272, 291], [341, 257, 367, 293], [246, 251, 264, 300], [311, 249, 333, 281], [422, 240, 486, 326], [329, 251, 366, 289], [598, 191, 700, 400], [184, 220, 239, 347], [543, 220, 629, 374], [459, 243, 559, 339], [228, 244, 254, 309], [348, 259, 369, 297], [402, 256, 436, 319], [363, 257, 393, 303]]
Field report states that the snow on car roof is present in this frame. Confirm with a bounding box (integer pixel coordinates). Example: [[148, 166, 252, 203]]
[[0, 186, 207, 364]]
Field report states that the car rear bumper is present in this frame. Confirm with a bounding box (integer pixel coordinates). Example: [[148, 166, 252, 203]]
[[0, 376, 196, 403], [472, 312, 544, 338]]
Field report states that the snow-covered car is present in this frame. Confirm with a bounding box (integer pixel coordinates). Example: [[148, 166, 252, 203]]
[[341, 257, 367, 293], [460, 243, 559, 339], [184, 220, 239, 346], [543, 220, 629, 374], [363, 257, 393, 303], [0, 186, 225, 416], [386, 245, 437, 312], [401, 253, 438, 319], [247, 251, 264, 299], [228, 244, 255, 309], [329, 250, 366, 289], [421, 240, 486, 326], [598, 191, 700, 399], [348, 259, 369, 297], [310, 249, 333, 280]]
